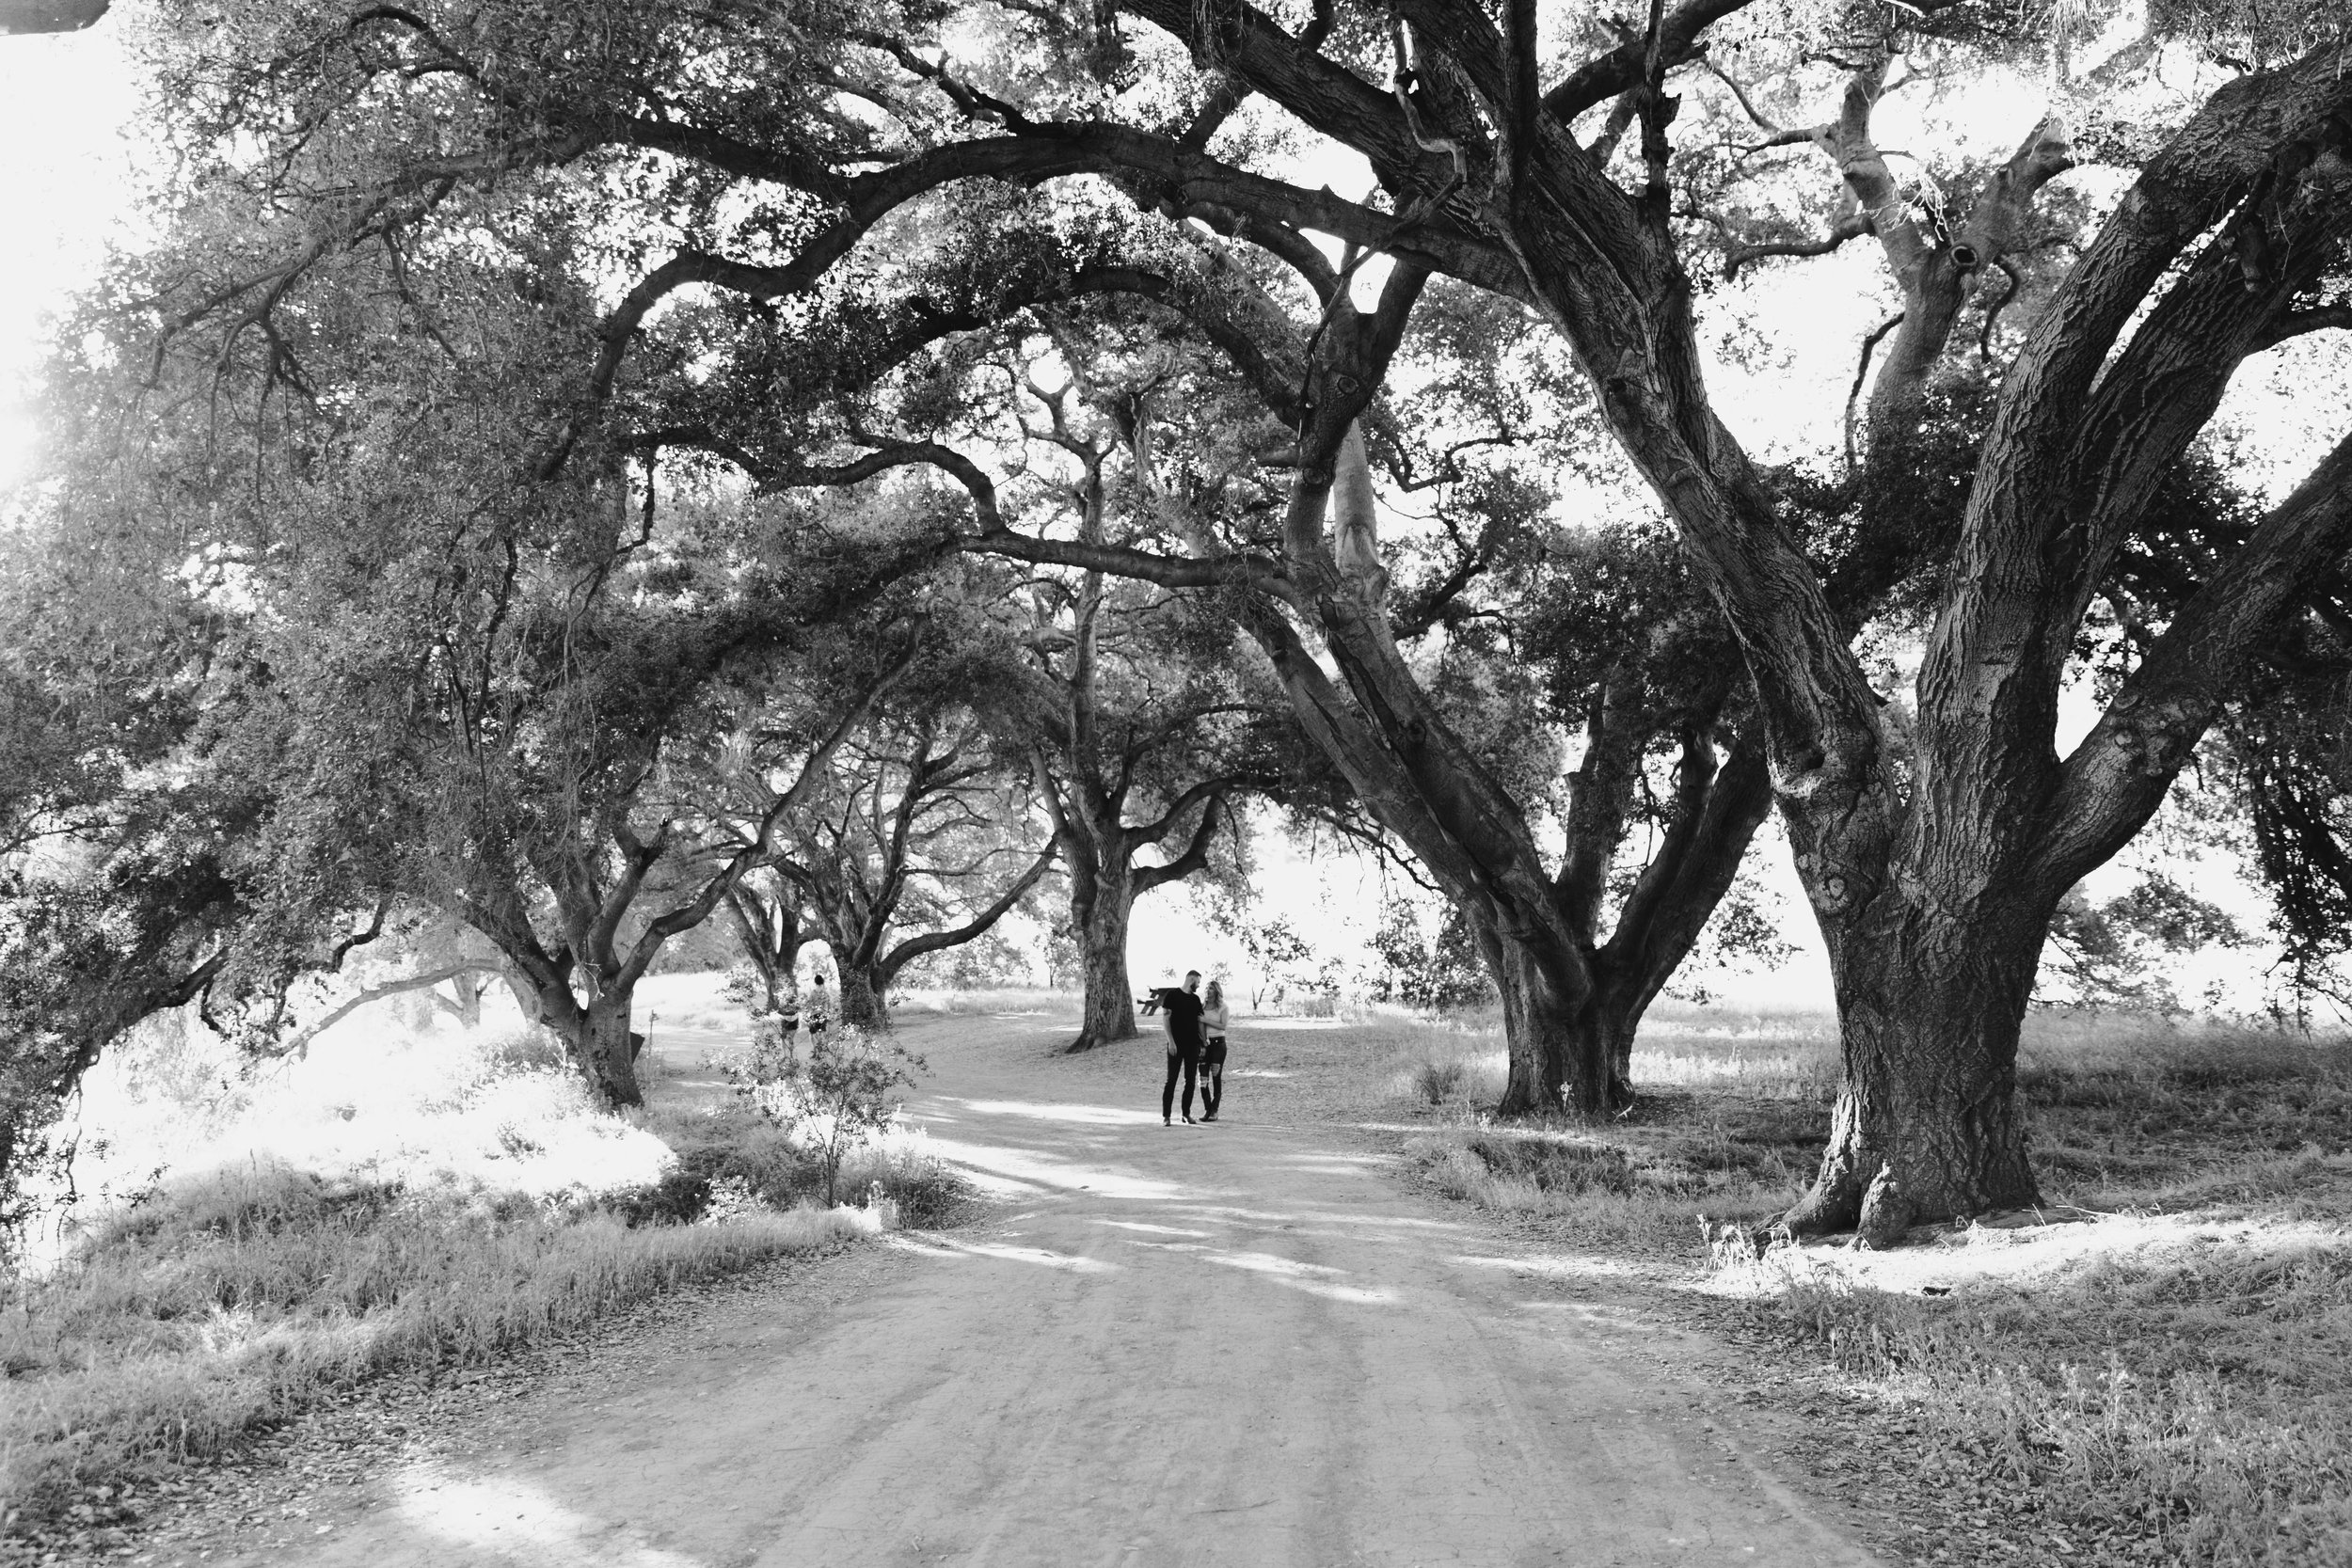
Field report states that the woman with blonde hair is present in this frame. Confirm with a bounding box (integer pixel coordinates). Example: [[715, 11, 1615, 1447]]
[[1199, 978, 1231, 1122]]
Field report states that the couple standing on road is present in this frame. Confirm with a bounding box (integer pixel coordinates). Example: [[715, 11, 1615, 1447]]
[[1150, 970, 1229, 1126]]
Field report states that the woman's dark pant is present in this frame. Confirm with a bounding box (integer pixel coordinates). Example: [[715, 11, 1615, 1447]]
[[1201, 1041, 1226, 1117], [1161, 1045, 1200, 1120]]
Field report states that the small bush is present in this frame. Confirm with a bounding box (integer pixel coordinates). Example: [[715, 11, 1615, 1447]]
[[1414, 1059, 1468, 1103], [603, 1167, 715, 1227], [723, 1025, 928, 1206], [834, 1135, 968, 1227], [643, 1103, 965, 1225], [474, 1024, 569, 1076]]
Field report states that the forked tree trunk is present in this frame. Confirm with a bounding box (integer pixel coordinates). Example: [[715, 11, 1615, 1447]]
[[737, 907, 803, 1028], [1578, 972, 1647, 1111], [435, 973, 486, 1030], [1483, 924, 1624, 1117], [1068, 870, 1138, 1053], [1788, 900, 2045, 1243], [553, 990, 645, 1110]]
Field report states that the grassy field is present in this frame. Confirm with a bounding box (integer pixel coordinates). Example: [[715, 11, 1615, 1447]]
[[1373, 1002, 2352, 1568], [0, 986, 961, 1540]]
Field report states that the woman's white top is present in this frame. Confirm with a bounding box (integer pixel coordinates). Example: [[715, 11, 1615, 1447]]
[[1202, 1002, 1230, 1037]]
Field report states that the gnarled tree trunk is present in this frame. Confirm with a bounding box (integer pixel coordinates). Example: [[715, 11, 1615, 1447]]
[[1475, 919, 1594, 1116], [1578, 970, 1650, 1113], [837, 964, 885, 1029], [1788, 896, 2046, 1242], [533, 982, 646, 1109], [1068, 864, 1138, 1052]]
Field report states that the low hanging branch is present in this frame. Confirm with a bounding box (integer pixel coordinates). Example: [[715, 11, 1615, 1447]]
[[256, 962, 501, 1061]]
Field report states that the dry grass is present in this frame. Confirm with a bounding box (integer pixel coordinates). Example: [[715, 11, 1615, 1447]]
[[1718, 1187, 2352, 1567], [0, 983, 967, 1536], [1378, 1002, 2352, 1568], [887, 986, 1080, 1020], [1377, 1003, 1820, 1250], [0, 1164, 870, 1530]]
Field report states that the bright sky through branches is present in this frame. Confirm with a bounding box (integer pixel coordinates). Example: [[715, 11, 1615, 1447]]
[[0, 20, 135, 494]]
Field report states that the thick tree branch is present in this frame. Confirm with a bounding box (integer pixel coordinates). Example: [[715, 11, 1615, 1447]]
[[2042, 432, 2352, 888], [1132, 795, 1226, 894], [258, 962, 496, 1061], [1604, 733, 1772, 998], [1723, 212, 1871, 278], [2254, 302, 2352, 351], [1541, 0, 1756, 122], [879, 843, 1057, 978]]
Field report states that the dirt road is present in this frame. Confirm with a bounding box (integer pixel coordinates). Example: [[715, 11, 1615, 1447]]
[[219, 1015, 1880, 1568]]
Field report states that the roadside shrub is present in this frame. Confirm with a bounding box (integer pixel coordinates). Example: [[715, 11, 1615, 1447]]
[[1414, 1059, 1468, 1103], [603, 1167, 715, 1227], [724, 1025, 928, 1206], [835, 1133, 966, 1227], [645, 1103, 963, 1223]]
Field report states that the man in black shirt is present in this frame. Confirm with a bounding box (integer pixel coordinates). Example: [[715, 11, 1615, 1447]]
[[1155, 970, 1206, 1125]]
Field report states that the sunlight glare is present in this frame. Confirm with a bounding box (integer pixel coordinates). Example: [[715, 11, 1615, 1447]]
[[953, 1099, 1159, 1126], [397, 1475, 708, 1565], [926, 1239, 1118, 1274]]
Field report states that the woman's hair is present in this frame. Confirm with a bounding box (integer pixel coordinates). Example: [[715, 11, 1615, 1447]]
[[1204, 979, 1224, 1008]]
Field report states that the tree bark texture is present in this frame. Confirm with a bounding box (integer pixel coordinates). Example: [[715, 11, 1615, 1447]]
[[1480, 922, 1590, 1116], [838, 964, 885, 1029], [1068, 864, 1139, 1051], [1790, 895, 2046, 1242], [532, 983, 646, 1110]]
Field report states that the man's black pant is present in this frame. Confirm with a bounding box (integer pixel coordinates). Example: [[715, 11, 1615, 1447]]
[[1161, 1043, 1200, 1121]]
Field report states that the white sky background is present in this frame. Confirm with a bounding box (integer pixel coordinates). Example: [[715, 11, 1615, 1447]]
[[3, 11, 2343, 1014], [0, 20, 136, 493]]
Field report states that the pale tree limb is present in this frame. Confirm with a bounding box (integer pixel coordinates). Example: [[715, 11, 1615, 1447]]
[[1768, 52, 2073, 462], [259, 963, 499, 1060]]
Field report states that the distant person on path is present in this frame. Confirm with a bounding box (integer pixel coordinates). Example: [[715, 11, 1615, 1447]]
[[805, 973, 834, 1040], [1154, 970, 1205, 1126], [1199, 979, 1230, 1122]]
